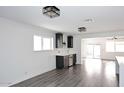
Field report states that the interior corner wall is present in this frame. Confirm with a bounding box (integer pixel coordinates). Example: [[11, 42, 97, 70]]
[[0, 17, 57, 86]]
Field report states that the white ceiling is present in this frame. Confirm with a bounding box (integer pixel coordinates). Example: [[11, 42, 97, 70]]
[[0, 6, 124, 34]]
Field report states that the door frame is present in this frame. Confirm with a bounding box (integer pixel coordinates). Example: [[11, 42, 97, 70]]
[[86, 44, 101, 59]]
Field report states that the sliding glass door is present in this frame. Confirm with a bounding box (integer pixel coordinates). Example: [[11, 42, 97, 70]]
[[86, 45, 101, 59]]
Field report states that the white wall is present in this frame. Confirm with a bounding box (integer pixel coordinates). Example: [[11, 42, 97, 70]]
[[73, 35, 81, 64], [82, 38, 124, 60], [0, 17, 57, 86], [81, 31, 124, 39], [0, 17, 81, 86]]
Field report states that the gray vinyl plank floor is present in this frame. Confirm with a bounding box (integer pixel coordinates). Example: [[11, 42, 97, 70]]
[[11, 59, 118, 87]]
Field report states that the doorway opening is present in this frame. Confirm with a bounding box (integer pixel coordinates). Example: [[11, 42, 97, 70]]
[[81, 38, 102, 62], [86, 44, 101, 59]]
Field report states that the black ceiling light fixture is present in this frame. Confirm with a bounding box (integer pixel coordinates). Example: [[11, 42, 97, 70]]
[[78, 27, 87, 32], [42, 6, 60, 18]]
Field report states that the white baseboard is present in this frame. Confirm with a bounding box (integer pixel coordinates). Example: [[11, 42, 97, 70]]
[[8, 67, 56, 87]]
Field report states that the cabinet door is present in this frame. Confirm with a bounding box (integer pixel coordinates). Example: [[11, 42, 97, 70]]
[[73, 54, 76, 65], [56, 33, 63, 48], [67, 36, 73, 48], [56, 56, 64, 69], [64, 56, 69, 68], [69, 55, 73, 66]]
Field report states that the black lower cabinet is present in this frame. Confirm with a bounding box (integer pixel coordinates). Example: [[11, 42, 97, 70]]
[[73, 54, 76, 65], [56, 56, 69, 69], [56, 54, 76, 69], [56, 56, 64, 69]]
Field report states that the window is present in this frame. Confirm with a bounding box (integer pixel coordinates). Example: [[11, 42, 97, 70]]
[[106, 40, 124, 52], [115, 41, 124, 52], [43, 37, 53, 50], [33, 35, 53, 51], [106, 41, 115, 52], [33, 35, 42, 51]]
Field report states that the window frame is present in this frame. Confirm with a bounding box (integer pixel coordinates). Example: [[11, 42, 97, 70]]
[[106, 40, 115, 52], [115, 41, 124, 52], [33, 35, 42, 51], [42, 37, 54, 51], [33, 35, 54, 52], [106, 40, 124, 53]]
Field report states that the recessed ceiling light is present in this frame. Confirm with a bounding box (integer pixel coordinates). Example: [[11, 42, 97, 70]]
[[42, 6, 60, 18]]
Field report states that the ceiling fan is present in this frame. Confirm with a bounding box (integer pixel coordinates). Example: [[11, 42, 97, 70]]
[[107, 36, 124, 40]]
